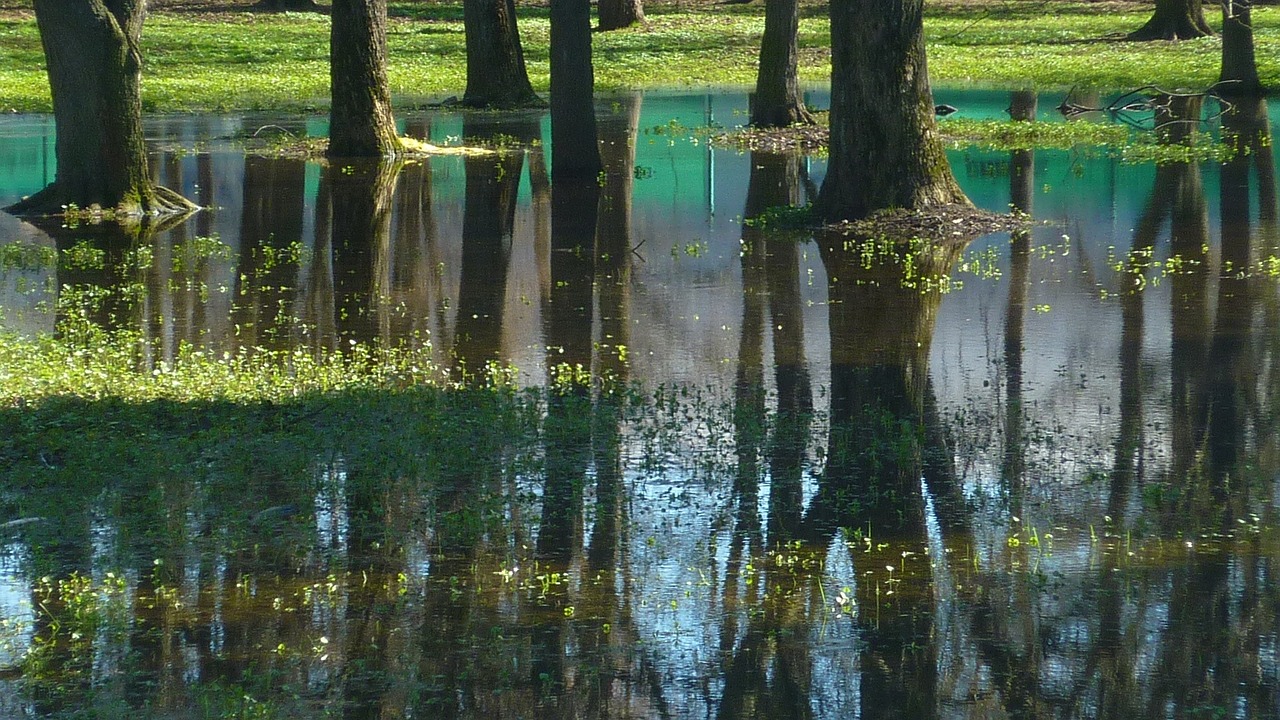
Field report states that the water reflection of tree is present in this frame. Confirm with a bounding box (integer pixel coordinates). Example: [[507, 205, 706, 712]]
[[234, 151, 306, 349], [1003, 90, 1035, 493], [718, 151, 816, 720], [451, 115, 534, 374], [807, 232, 967, 719], [1142, 96, 1280, 719]]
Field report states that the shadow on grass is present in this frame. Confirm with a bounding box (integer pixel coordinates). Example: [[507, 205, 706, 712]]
[[0, 385, 546, 573]]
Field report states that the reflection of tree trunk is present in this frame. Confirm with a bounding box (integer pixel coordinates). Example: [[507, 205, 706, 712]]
[[1208, 101, 1256, 510], [717, 155, 817, 713], [1127, 0, 1213, 40], [589, 95, 639, 574], [742, 153, 811, 541], [534, 177, 593, 713], [1003, 94, 1035, 491], [751, 0, 814, 127], [808, 236, 956, 719], [539, 178, 599, 562], [300, 170, 338, 354], [1167, 163, 1210, 514], [817, 0, 967, 221], [235, 155, 307, 349], [736, 198, 768, 514], [1111, 207, 1151, 519], [463, 0, 541, 108], [343, 482, 398, 717], [453, 117, 529, 373], [594, 94, 639, 380], [1008, 90, 1037, 122], [717, 571, 816, 720], [765, 228, 811, 543], [1147, 96, 1274, 720], [327, 160, 402, 346], [530, 142, 553, 299], [811, 236, 962, 537]]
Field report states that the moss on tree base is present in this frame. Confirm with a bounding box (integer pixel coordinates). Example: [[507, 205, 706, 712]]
[[4, 182, 197, 219]]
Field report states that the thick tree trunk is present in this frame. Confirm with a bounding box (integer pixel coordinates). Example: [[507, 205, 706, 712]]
[[7, 0, 192, 217], [597, 0, 644, 31], [329, 0, 401, 157], [1219, 0, 1262, 95], [751, 0, 814, 127], [1128, 0, 1214, 40], [817, 0, 968, 222], [550, 0, 603, 180], [463, 0, 542, 108]]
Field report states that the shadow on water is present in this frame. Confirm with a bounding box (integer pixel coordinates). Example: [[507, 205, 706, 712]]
[[2, 92, 1280, 717]]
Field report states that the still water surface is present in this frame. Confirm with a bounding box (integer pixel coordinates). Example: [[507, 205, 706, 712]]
[[1, 90, 1279, 718]]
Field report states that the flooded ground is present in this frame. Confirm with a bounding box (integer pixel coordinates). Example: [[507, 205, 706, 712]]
[[1, 90, 1279, 718]]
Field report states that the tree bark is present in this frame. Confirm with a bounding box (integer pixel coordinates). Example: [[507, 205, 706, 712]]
[[817, 0, 968, 222], [1219, 0, 1262, 95], [1128, 0, 1214, 40], [751, 0, 814, 127], [329, 0, 402, 157], [7, 0, 192, 217], [463, 0, 542, 108], [597, 0, 644, 31], [550, 0, 603, 180]]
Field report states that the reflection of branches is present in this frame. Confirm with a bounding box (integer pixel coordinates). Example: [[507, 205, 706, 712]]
[[1057, 82, 1237, 128]]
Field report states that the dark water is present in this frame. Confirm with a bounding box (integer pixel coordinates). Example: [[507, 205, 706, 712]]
[[1, 90, 1280, 718]]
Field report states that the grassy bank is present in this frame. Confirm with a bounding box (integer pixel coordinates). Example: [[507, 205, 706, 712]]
[[0, 1, 1276, 113]]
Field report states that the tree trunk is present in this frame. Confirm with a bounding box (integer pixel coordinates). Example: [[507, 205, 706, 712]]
[[550, 0, 603, 180], [1127, 0, 1214, 40], [7, 0, 192, 217], [817, 0, 968, 222], [463, 0, 542, 108], [751, 0, 814, 127], [329, 0, 401, 157], [1219, 0, 1262, 95], [597, 0, 644, 31]]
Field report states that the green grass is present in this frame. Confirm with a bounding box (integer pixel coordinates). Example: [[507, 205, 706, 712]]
[[0, 2, 1277, 112]]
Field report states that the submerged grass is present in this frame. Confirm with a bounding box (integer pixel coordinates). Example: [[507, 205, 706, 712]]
[[0, 2, 1277, 112], [940, 117, 1241, 163]]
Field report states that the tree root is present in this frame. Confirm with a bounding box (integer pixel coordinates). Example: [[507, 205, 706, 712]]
[[4, 182, 199, 219]]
